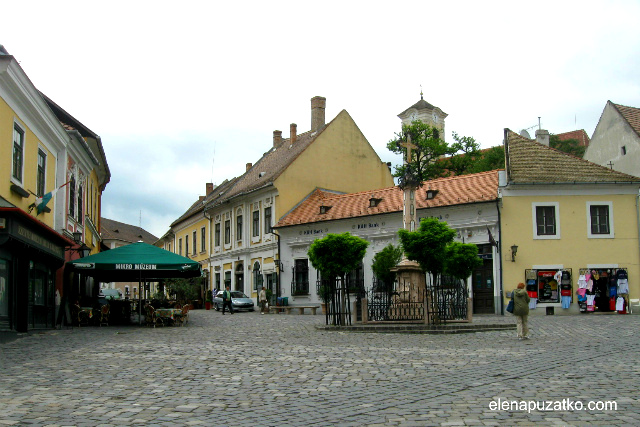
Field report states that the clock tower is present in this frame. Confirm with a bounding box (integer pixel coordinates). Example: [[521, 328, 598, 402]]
[[397, 91, 448, 139]]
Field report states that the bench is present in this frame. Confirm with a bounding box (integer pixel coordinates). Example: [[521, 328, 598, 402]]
[[269, 305, 320, 315]]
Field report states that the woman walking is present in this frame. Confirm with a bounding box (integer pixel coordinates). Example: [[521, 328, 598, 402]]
[[513, 282, 530, 340]]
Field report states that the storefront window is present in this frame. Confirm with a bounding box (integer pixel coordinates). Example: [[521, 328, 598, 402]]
[[536, 270, 559, 303]]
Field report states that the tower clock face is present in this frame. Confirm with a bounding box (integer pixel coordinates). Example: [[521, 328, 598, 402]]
[[432, 112, 438, 123], [410, 112, 418, 122]]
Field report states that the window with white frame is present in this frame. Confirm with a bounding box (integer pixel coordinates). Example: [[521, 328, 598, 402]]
[[69, 175, 76, 218], [77, 185, 83, 222], [264, 206, 272, 234], [178, 238, 182, 256], [201, 227, 206, 252], [224, 220, 231, 245], [215, 223, 221, 247], [185, 235, 189, 256], [532, 202, 560, 239], [192, 231, 197, 255], [237, 214, 243, 241], [252, 210, 260, 237], [587, 202, 614, 238], [37, 149, 46, 196], [12, 122, 25, 182]]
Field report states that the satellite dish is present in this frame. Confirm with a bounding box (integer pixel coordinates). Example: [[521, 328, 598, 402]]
[[519, 129, 531, 139]]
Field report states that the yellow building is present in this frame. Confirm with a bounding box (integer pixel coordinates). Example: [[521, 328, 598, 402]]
[[500, 129, 640, 315], [0, 46, 109, 331], [161, 96, 394, 303]]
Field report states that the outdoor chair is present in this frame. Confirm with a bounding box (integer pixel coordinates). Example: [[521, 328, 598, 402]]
[[180, 305, 190, 326], [74, 304, 90, 327], [145, 305, 161, 328], [99, 304, 110, 327]]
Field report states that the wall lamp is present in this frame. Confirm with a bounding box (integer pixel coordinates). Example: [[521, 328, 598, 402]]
[[510, 244, 518, 262], [273, 257, 284, 272], [67, 231, 91, 258]]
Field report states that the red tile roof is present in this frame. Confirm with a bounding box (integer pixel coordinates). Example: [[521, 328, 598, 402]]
[[275, 170, 499, 227], [555, 129, 590, 147]]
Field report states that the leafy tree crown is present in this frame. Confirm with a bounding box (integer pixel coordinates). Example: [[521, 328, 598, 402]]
[[308, 232, 369, 279]]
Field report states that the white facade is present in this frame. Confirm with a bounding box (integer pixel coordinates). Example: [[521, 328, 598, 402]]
[[277, 201, 502, 314], [584, 101, 640, 178], [206, 187, 279, 298]]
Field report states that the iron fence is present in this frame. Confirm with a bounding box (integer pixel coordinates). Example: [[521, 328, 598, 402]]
[[317, 277, 352, 326], [425, 275, 468, 323]]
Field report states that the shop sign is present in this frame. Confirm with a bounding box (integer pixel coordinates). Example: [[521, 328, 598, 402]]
[[357, 223, 379, 229], [300, 229, 326, 235], [16, 224, 64, 259]]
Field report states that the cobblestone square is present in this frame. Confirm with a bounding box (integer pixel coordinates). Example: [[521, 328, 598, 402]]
[[1, 311, 639, 426]]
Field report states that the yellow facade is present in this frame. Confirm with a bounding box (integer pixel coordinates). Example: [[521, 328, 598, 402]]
[[274, 110, 394, 219], [501, 191, 640, 308], [172, 217, 210, 284], [1, 99, 57, 228]]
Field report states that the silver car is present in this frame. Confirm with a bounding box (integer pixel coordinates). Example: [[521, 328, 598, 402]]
[[213, 291, 255, 312]]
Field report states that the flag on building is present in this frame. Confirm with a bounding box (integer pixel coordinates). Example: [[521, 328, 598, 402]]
[[487, 225, 498, 249], [30, 181, 70, 215]]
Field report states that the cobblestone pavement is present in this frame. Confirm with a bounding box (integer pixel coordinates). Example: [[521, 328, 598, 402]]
[[1, 310, 639, 426]]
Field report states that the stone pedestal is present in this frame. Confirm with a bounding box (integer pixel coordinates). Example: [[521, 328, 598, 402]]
[[390, 258, 427, 322]]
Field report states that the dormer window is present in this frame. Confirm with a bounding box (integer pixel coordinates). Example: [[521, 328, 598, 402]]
[[426, 189, 439, 200], [369, 197, 382, 208], [319, 205, 332, 214]]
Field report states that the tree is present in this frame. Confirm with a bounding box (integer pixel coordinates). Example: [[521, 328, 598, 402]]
[[440, 132, 482, 176], [165, 277, 202, 303], [398, 217, 481, 279], [444, 242, 482, 280], [308, 232, 369, 325], [387, 121, 449, 188], [387, 121, 481, 187], [308, 233, 369, 280], [398, 217, 456, 275], [371, 244, 403, 292], [550, 135, 585, 158], [467, 146, 505, 174]]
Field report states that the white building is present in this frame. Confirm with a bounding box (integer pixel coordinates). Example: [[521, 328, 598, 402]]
[[274, 171, 503, 314]]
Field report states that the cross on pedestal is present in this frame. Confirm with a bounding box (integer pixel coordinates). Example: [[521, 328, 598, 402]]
[[399, 135, 418, 231], [399, 135, 417, 165]]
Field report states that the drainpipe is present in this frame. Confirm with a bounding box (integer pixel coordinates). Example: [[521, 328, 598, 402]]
[[203, 207, 212, 293], [273, 229, 282, 299], [497, 198, 504, 315]]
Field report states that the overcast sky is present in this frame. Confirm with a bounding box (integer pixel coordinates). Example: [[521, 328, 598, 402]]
[[3, 0, 639, 238]]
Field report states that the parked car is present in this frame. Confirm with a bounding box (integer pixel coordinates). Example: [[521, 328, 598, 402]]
[[98, 288, 123, 300], [213, 291, 255, 311]]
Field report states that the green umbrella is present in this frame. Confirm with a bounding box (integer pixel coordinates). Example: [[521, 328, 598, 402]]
[[69, 242, 201, 282]]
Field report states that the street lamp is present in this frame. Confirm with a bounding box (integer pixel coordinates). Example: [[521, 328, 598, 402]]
[[68, 231, 91, 258]]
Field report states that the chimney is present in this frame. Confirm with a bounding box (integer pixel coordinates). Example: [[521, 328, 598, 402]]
[[246, 163, 252, 172], [311, 96, 326, 132], [273, 130, 282, 147], [290, 123, 297, 145], [535, 129, 550, 146], [206, 183, 214, 195]]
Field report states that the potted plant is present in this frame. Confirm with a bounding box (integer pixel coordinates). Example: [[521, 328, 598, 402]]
[[205, 293, 212, 310]]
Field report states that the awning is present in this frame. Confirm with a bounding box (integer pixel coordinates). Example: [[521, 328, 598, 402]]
[[68, 241, 201, 282]]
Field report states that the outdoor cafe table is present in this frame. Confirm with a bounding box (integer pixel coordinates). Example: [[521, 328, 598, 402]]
[[154, 308, 183, 325]]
